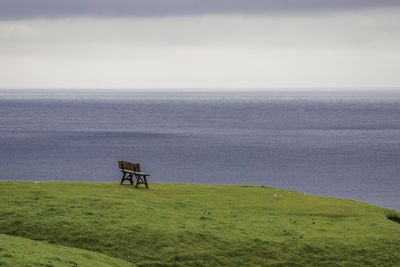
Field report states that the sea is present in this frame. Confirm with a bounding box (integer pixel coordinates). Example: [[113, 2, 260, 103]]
[[0, 90, 399, 211]]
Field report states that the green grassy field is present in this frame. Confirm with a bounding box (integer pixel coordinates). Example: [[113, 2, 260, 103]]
[[0, 181, 399, 266]]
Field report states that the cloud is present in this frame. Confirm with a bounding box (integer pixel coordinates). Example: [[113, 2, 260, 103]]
[[0, 0, 399, 20], [1, 7, 399, 89]]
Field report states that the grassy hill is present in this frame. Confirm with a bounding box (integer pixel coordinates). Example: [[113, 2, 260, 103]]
[[0, 181, 399, 266], [0, 234, 133, 267]]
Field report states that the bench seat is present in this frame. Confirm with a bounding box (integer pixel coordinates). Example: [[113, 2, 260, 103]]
[[134, 171, 150, 176], [121, 169, 150, 176]]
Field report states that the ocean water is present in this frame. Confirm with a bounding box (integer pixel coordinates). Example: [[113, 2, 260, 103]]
[[0, 90, 399, 211]]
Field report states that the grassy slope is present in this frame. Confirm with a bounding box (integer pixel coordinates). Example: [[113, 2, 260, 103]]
[[0, 181, 399, 266], [0, 234, 133, 267]]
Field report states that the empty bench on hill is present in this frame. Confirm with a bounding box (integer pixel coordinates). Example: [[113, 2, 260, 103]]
[[118, 161, 150, 188]]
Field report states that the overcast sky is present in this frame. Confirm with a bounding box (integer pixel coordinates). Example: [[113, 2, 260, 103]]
[[0, 0, 399, 90]]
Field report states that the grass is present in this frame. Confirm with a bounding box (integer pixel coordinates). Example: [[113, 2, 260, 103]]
[[386, 211, 400, 224], [0, 181, 400, 266], [0, 234, 133, 267]]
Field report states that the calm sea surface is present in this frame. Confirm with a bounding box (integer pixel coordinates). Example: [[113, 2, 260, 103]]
[[1, 90, 399, 211]]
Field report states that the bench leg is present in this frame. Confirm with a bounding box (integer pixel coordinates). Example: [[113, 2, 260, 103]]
[[134, 175, 149, 188], [121, 172, 135, 185], [120, 172, 127, 184], [129, 174, 134, 185], [134, 175, 139, 188]]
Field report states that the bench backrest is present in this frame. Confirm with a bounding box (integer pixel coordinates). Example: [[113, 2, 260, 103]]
[[118, 160, 140, 172]]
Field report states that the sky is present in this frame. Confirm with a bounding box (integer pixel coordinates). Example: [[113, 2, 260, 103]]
[[0, 0, 399, 90]]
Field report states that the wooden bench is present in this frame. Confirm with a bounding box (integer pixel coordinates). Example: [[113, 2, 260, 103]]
[[118, 161, 150, 188]]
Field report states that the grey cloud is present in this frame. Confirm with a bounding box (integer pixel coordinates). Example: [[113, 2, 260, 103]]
[[1, 0, 399, 20]]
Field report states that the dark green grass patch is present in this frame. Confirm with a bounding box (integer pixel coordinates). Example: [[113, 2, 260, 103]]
[[386, 211, 400, 224], [0, 181, 399, 266]]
